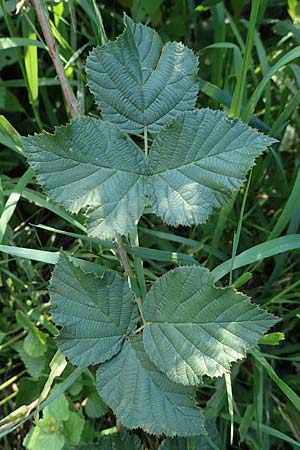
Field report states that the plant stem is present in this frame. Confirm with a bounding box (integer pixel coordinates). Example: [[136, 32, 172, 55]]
[[127, 127, 149, 299], [144, 126, 148, 157], [229, 0, 260, 118], [130, 224, 147, 299], [0, 331, 27, 351], [31, 0, 80, 118], [229, 169, 252, 285], [115, 235, 145, 323], [0, 392, 17, 407], [0, 370, 26, 392]]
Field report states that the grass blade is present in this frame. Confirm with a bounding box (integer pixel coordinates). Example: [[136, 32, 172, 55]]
[[212, 235, 300, 280], [229, 0, 260, 118], [252, 350, 300, 413], [0, 168, 34, 243], [243, 46, 300, 122]]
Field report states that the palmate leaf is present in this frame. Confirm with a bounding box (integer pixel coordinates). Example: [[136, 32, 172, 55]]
[[22, 110, 274, 240], [21, 117, 146, 239], [96, 336, 205, 437], [50, 253, 138, 366], [86, 15, 199, 134], [143, 266, 278, 385], [146, 110, 276, 226]]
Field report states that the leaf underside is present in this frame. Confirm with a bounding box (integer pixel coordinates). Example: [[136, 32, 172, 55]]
[[20, 13, 278, 441], [86, 15, 199, 134], [146, 109, 276, 226], [143, 266, 278, 385], [21, 110, 275, 239], [50, 253, 138, 366], [96, 336, 205, 437], [21, 117, 146, 239]]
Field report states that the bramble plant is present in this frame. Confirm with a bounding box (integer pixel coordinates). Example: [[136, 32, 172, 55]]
[[21, 15, 278, 448]]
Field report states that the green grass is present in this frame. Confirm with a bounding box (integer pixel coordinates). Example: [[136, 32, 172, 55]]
[[0, 1, 300, 449]]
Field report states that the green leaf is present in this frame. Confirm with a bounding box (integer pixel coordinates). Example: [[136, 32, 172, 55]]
[[160, 419, 220, 449], [21, 109, 274, 239], [23, 417, 65, 450], [14, 341, 49, 381], [258, 332, 285, 346], [212, 234, 300, 281], [143, 266, 277, 385], [132, 0, 163, 23], [147, 110, 275, 226], [86, 15, 199, 134], [64, 411, 85, 445], [16, 310, 48, 357], [50, 253, 138, 366], [85, 390, 109, 418], [16, 378, 44, 407], [96, 336, 205, 437], [44, 394, 70, 422], [70, 432, 142, 450], [0, 88, 25, 112], [23, 329, 47, 357], [21, 116, 146, 239], [96, 432, 142, 449]]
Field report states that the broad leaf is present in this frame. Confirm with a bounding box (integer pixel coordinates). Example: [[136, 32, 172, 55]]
[[14, 341, 54, 381], [85, 390, 109, 418], [50, 253, 138, 366], [159, 436, 214, 450], [143, 266, 278, 385], [23, 417, 65, 450], [44, 394, 70, 421], [96, 432, 142, 450], [146, 110, 276, 226], [64, 411, 85, 445], [96, 336, 205, 436], [86, 15, 199, 134], [71, 432, 142, 450], [159, 418, 221, 449], [21, 117, 146, 239]]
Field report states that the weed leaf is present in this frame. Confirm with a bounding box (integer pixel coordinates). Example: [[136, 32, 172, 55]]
[[21, 117, 146, 239], [86, 15, 199, 134], [71, 431, 142, 450], [147, 110, 276, 226], [50, 253, 139, 366], [160, 418, 220, 449], [143, 266, 278, 385], [96, 336, 205, 436]]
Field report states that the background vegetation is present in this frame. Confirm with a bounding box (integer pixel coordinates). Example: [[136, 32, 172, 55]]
[[0, 0, 300, 449]]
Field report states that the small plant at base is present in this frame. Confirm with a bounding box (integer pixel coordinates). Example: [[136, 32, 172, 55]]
[[21, 14, 278, 446]]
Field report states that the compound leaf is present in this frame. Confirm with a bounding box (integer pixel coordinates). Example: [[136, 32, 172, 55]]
[[50, 253, 138, 366], [96, 336, 205, 437], [21, 116, 146, 239], [86, 15, 199, 134], [147, 109, 276, 226], [143, 266, 278, 385]]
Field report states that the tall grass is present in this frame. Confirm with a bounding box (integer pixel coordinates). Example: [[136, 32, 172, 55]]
[[0, 1, 299, 449]]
